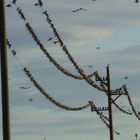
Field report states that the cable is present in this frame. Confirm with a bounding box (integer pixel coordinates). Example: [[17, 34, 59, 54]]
[[7, 39, 91, 111], [9, 2, 107, 92], [7, 0, 135, 116], [127, 93, 140, 120]]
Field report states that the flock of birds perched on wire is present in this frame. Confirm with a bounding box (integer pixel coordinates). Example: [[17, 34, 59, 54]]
[[6, 0, 135, 104], [5, 0, 140, 138]]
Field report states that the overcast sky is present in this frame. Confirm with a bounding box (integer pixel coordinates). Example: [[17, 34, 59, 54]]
[[1, 0, 140, 140]]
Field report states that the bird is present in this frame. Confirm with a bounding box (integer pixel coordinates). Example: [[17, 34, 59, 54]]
[[96, 46, 100, 50], [11, 49, 16, 56], [124, 76, 128, 79], [72, 8, 87, 13], [29, 98, 33, 102], [89, 65, 92, 68], [12, 0, 16, 4], [6, 4, 12, 7], [47, 37, 53, 41], [135, 0, 139, 3], [20, 86, 30, 89], [34, 3, 39, 6], [53, 41, 59, 44]]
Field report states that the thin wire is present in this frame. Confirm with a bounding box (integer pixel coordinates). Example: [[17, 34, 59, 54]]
[[127, 93, 140, 120], [7, 0, 136, 116], [7, 39, 91, 111], [10, 2, 107, 92]]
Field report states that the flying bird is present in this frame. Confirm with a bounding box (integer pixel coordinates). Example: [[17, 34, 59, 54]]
[[89, 65, 92, 68], [20, 86, 30, 89], [96, 46, 100, 50], [124, 76, 128, 79], [135, 0, 139, 3], [29, 98, 33, 102], [72, 8, 87, 13], [47, 37, 53, 41]]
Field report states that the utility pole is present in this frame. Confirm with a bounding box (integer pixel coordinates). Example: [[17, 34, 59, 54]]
[[0, 0, 11, 140], [89, 65, 128, 140], [106, 64, 114, 140]]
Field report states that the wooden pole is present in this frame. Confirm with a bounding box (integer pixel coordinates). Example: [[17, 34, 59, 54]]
[[0, 0, 11, 140], [106, 64, 114, 140]]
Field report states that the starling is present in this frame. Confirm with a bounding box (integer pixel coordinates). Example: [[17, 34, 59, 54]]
[[72, 8, 87, 12], [6, 4, 12, 7], [135, 0, 139, 3]]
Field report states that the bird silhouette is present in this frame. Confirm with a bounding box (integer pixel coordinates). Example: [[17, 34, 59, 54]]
[[47, 37, 53, 41], [72, 8, 87, 13], [89, 65, 92, 68], [12, 0, 16, 4], [53, 41, 59, 44], [6, 4, 12, 7], [29, 98, 33, 102], [135, 0, 139, 3], [20, 86, 30, 89], [124, 76, 128, 79], [96, 46, 100, 50]]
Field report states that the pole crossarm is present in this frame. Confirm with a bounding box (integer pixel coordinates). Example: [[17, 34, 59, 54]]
[[89, 101, 108, 112]]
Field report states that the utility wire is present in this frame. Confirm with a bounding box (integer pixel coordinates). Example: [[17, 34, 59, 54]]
[[32, 0, 138, 116], [7, 39, 91, 111], [9, 2, 107, 92], [7, 0, 137, 116]]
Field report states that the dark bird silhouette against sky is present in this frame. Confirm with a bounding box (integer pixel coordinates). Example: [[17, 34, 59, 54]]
[[20, 86, 30, 89], [47, 37, 53, 41], [135, 0, 139, 3], [12, 0, 16, 4], [72, 8, 87, 13], [96, 46, 100, 50], [6, 4, 12, 7], [29, 98, 33, 102], [124, 76, 128, 80]]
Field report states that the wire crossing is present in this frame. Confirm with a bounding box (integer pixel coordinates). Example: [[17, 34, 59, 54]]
[[7, 0, 140, 117], [5, 1, 140, 140]]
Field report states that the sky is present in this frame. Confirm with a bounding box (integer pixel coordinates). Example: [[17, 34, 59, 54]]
[[0, 0, 140, 140]]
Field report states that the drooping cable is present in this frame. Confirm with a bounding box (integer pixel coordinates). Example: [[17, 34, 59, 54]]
[[9, 2, 107, 92], [127, 93, 140, 120], [6, 0, 137, 114], [88, 101, 121, 136], [23, 67, 90, 111], [7, 39, 91, 111], [33, 0, 136, 107]]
